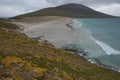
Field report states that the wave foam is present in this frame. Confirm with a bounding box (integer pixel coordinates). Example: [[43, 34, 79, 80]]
[[91, 37, 120, 55]]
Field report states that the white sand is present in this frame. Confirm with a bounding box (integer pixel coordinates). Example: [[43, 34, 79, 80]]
[[13, 16, 90, 47]]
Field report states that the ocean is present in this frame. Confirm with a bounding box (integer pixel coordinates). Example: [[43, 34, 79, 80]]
[[73, 18, 120, 71]]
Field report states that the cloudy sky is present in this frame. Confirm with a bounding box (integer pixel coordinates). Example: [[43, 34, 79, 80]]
[[0, 0, 120, 17]]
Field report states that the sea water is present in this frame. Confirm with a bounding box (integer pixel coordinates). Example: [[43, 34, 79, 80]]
[[74, 18, 120, 71]]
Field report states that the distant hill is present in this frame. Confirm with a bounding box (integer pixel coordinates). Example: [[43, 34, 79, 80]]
[[13, 3, 115, 19]]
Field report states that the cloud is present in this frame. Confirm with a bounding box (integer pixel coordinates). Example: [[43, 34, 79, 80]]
[[94, 3, 120, 16], [0, 0, 120, 17], [0, 5, 26, 17], [0, 0, 54, 17]]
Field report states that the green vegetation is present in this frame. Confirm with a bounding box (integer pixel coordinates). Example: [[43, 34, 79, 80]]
[[0, 19, 120, 80], [0, 19, 19, 30]]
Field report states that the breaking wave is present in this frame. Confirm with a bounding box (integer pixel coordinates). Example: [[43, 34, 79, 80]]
[[91, 37, 120, 55]]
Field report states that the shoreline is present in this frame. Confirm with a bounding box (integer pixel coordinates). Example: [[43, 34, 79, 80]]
[[61, 42, 120, 73], [13, 16, 120, 73], [13, 17, 81, 48]]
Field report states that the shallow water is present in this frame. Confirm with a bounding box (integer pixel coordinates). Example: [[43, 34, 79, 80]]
[[74, 18, 120, 70]]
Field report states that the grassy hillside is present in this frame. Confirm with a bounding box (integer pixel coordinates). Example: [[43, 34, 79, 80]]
[[0, 20, 120, 80], [0, 19, 19, 30], [13, 3, 114, 19]]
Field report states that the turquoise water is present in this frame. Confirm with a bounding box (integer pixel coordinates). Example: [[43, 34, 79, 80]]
[[74, 18, 120, 71]]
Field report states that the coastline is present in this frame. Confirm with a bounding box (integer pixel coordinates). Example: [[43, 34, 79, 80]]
[[73, 19, 120, 73], [12, 16, 120, 73], [13, 17, 82, 48]]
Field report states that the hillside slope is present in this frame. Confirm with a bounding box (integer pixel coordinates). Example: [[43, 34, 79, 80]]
[[0, 19, 120, 80], [13, 3, 114, 19]]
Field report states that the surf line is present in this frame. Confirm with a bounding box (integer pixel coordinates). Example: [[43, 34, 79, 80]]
[[90, 36, 120, 55]]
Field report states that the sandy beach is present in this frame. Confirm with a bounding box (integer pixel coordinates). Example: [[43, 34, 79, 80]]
[[13, 16, 89, 47]]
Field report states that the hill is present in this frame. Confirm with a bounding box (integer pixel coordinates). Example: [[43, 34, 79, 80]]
[[13, 3, 115, 19]]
